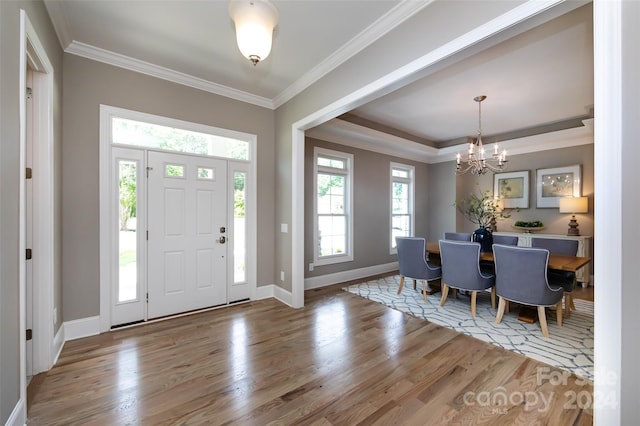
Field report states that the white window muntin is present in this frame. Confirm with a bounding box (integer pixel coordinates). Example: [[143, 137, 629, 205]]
[[390, 162, 415, 254], [314, 147, 354, 266]]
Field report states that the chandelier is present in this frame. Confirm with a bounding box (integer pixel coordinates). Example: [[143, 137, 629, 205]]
[[456, 95, 507, 175], [229, 0, 279, 66]]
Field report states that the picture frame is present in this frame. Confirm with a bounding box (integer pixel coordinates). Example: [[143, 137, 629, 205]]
[[536, 164, 581, 208], [493, 170, 529, 209]]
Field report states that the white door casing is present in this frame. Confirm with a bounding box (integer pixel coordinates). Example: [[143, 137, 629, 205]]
[[26, 71, 34, 379], [147, 151, 228, 318], [100, 105, 257, 331]]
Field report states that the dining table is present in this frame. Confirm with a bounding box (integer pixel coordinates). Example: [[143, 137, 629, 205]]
[[424, 241, 592, 323], [425, 241, 591, 273]]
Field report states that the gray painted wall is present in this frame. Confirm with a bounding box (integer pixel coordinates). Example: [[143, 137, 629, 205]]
[[454, 144, 594, 238], [304, 140, 594, 280], [427, 161, 458, 242], [62, 54, 276, 322], [304, 138, 430, 278], [274, 0, 527, 292], [0, 0, 63, 422]]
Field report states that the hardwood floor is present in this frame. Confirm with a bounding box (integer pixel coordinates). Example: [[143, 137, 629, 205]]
[[27, 281, 593, 425]]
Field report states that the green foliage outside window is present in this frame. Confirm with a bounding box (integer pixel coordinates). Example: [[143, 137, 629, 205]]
[[119, 162, 137, 231]]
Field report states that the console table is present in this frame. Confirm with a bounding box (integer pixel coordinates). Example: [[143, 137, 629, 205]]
[[493, 232, 592, 286]]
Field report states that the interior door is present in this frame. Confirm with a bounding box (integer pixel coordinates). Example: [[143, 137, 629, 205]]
[[147, 151, 228, 318]]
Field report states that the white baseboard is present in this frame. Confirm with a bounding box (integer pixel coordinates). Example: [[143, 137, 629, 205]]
[[255, 283, 276, 300], [6, 397, 25, 426], [304, 262, 398, 290], [64, 316, 100, 341], [273, 285, 293, 306], [254, 283, 294, 307]]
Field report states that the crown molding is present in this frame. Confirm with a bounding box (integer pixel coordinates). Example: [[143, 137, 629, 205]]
[[65, 41, 275, 109], [434, 124, 594, 164], [310, 118, 593, 165], [271, 0, 433, 108], [307, 118, 438, 163], [45, 0, 428, 111]]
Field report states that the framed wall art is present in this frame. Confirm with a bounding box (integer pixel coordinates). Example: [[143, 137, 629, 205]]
[[536, 164, 581, 208], [493, 170, 529, 209]]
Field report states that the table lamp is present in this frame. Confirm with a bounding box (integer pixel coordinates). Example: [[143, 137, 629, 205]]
[[559, 196, 588, 236]]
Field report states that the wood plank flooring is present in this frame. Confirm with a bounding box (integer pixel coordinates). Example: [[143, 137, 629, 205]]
[[27, 281, 593, 425]]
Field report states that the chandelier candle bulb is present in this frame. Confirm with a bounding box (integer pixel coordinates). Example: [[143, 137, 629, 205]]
[[456, 95, 508, 175]]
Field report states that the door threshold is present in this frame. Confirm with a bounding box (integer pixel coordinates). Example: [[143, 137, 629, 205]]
[[111, 300, 253, 331]]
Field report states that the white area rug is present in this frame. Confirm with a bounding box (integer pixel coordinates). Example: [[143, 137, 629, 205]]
[[344, 275, 594, 380]]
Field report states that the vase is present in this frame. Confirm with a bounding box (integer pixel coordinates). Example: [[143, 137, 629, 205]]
[[473, 226, 493, 252]]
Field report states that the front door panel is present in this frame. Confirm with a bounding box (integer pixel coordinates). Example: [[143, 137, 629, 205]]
[[147, 151, 227, 318]]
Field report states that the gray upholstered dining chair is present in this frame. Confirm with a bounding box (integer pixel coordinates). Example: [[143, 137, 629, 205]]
[[480, 234, 519, 273], [493, 244, 564, 338], [531, 237, 579, 317], [395, 237, 442, 302], [443, 232, 472, 241], [438, 240, 495, 317], [492, 235, 519, 246]]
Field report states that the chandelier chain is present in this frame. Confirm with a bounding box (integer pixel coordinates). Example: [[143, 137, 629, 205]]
[[456, 95, 507, 175]]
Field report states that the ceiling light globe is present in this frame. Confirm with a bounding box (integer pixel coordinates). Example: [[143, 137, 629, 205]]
[[229, 0, 278, 65]]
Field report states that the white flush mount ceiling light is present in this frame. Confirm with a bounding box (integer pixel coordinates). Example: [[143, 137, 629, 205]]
[[229, 0, 279, 66]]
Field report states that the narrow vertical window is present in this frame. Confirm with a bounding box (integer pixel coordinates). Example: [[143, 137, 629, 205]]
[[118, 160, 138, 302], [390, 163, 415, 253], [234, 171, 246, 283], [314, 148, 353, 265]]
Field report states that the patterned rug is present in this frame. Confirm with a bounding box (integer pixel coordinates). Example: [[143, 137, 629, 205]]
[[343, 275, 594, 380]]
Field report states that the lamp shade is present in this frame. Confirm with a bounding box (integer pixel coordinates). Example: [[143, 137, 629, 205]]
[[229, 0, 278, 65], [559, 196, 588, 213]]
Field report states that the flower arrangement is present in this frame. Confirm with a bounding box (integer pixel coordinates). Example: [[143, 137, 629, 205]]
[[456, 188, 511, 228]]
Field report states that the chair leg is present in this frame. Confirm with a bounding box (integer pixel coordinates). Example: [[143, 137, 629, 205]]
[[490, 287, 496, 310], [413, 279, 417, 290], [471, 291, 477, 317], [505, 300, 510, 313], [422, 280, 427, 303], [439, 284, 449, 306], [495, 297, 506, 324], [564, 292, 573, 318], [397, 276, 405, 295], [538, 306, 550, 338], [556, 300, 563, 327]]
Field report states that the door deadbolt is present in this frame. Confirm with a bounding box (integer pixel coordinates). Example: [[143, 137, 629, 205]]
[[220, 226, 226, 233], [218, 236, 226, 244]]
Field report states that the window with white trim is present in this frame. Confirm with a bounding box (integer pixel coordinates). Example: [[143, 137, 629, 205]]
[[390, 163, 415, 253], [314, 148, 353, 266]]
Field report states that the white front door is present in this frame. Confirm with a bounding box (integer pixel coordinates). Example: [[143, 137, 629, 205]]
[[147, 151, 228, 318]]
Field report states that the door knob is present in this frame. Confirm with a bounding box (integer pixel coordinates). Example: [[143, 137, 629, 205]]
[[218, 236, 226, 244]]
